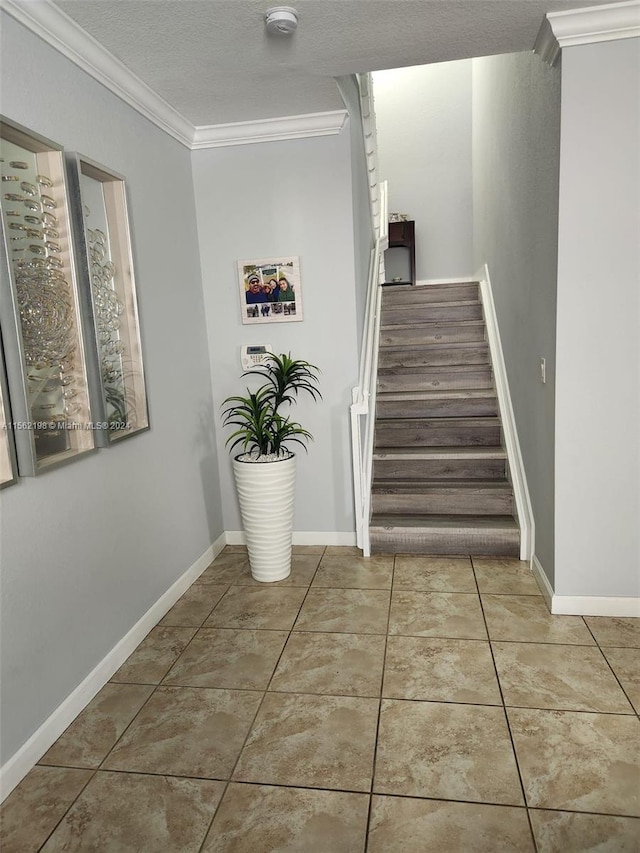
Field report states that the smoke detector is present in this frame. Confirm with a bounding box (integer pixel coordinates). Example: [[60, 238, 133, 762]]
[[265, 6, 298, 35]]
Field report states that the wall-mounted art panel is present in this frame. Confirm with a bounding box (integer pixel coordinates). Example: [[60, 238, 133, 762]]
[[0, 117, 95, 474], [67, 154, 149, 444], [0, 331, 18, 488]]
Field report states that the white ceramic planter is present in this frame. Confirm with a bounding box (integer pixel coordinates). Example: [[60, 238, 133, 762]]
[[232, 452, 297, 582]]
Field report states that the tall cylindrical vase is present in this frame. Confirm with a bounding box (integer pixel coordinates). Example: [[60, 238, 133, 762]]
[[232, 453, 297, 582]]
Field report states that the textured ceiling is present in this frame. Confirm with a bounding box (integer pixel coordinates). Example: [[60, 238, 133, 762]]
[[51, 0, 604, 126]]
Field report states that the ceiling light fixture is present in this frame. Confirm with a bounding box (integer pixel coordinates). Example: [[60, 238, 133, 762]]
[[264, 6, 298, 35]]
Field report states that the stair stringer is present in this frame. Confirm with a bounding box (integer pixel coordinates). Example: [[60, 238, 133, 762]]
[[477, 263, 535, 561]]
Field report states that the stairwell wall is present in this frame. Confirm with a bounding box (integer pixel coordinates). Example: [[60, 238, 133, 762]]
[[373, 61, 474, 281], [472, 51, 561, 583]]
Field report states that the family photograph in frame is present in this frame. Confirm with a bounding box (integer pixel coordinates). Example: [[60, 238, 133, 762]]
[[238, 256, 302, 324]]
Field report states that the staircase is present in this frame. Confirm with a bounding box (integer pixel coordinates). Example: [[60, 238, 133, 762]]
[[370, 281, 520, 556]]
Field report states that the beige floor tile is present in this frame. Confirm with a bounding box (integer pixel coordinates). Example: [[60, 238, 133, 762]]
[[584, 616, 640, 648], [202, 783, 369, 852], [312, 555, 394, 589], [508, 708, 640, 815], [374, 700, 523, 805], [270, 632, 386, 697], [389, 590, 487, 639], [196, 558, 247, 585], [323, 546, 363, 556], [160, 585, 228, 627], [493, 642, 634, 713], [394, 556, 476, 592], [0, 766, 92, 853], [368, 796, 534, 853], [219, 545, 247, 553], [111, 626, 197, 684], [383, 636, 501, 704], [234, 554, 321, 587], [233, 692, 379, 792], [39, 683, 154, 769], [204, 586, 307, 630], [602, 647, 640, 713], [482, 595, 595, 644], [529, 809, 640, 853], [293, 589, 390, 634], [163, 628, 288, 690], [41, 771, 224, 853], [292, 545, 326, 554], [472, 557, 541, 595], [103, 687, 262, 779]]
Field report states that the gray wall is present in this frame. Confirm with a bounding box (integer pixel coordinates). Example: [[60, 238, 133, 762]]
[[373, 61, 474, 281], [555, 39, 639, 597], [0, 14, 222, 764], [336, 76, 375, 357], [472, 51, 561, 583], [192, 130, 359, 535]]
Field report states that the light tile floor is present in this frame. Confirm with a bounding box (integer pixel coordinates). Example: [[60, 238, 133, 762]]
[[2, 547, 639, 852]]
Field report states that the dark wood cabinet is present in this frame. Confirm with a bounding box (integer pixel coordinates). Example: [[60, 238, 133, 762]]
[[384, 220, 416, 286]]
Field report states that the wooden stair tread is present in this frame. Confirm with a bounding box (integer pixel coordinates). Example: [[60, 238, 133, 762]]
[[381, 282, 479, 298], [380, 341, 488, 352], [383, 299, 481, 311], [378, 364, 491, 375], [377, 389, 496, 402], [370, 514, 519, 530], [373, 447, 506, 460], [372, 479, 512, 492], [380, 319, 485, 332], [377, 416, 500, 428]]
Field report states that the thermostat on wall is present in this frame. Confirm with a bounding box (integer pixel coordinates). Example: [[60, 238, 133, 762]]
[[241, 344, 274, 371]]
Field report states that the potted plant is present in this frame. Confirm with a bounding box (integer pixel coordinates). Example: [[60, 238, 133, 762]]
[[222, 352, 321, 582]]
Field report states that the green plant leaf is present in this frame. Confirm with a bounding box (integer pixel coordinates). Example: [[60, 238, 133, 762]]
[[222, 353, 320, 457]]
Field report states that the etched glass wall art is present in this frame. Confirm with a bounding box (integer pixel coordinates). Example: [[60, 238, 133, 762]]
[[0, 333, 18, 488], [67, 154, 149, 444], [0, 117, 95, 474]]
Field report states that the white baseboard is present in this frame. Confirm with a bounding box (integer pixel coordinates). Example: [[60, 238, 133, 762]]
[[532, 555, 640, 616], [225, 530, 357, 546], [416, 277, 476, 287], [532, 555, 554, 611], [0, 533, 226, 803], [551, 596, 640, 617]]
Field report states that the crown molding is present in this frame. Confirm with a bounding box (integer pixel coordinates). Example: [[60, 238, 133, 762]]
[[1, 0, 194, 146], [535, 1, 640, 65], [191, 110, 349, 149]]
